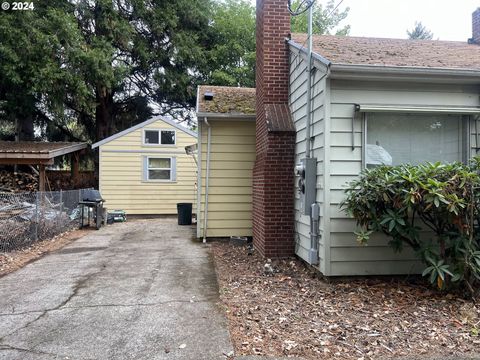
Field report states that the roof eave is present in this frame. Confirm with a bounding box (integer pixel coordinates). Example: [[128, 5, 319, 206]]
[[329, 63, 480, 83], [91, 115, 197, 149], [49, 143, 87, 158], [0, 143, 87, 159]]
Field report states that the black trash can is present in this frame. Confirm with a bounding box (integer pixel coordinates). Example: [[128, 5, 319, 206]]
[[177, 203, 192, 225]]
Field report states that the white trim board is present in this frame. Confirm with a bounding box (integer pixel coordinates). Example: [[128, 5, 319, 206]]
[[91, 115, 197, 149], [101, 149, 186, 154], [356, 104, 480, 114]]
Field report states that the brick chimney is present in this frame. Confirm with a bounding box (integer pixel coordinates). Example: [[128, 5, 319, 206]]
[[252, 0, 296, 258], [473, 8, 480, 44]]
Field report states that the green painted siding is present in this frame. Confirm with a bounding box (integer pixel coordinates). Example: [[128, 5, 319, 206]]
[[328, 80, 480, 276]]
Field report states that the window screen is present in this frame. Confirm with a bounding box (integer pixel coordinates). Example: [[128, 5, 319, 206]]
[[366, 113, 464, 166]]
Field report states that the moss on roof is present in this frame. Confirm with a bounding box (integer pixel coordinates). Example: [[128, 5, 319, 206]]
[[197, 86, 256, 115]]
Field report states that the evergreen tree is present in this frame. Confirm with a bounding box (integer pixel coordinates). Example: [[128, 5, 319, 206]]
[[0, 0, 213, 142], [407, 21, 434, 40]]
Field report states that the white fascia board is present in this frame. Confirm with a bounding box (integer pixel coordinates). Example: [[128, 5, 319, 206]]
[[330, 64, 480, 84], [91, 115, 197, 149]]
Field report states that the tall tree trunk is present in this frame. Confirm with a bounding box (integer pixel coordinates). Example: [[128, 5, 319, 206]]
[[16, 115, 34, 141], [94, 86, 114, 183], [95, 86, 114, 142]]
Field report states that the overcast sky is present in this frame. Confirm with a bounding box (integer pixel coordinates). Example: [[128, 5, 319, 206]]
[[332, 0, 478, 41]]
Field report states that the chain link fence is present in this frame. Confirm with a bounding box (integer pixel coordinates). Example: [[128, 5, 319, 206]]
[[0, 189, 91, 252]]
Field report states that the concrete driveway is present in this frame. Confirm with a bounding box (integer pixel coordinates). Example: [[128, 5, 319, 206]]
[[0, 218, 233, 360]]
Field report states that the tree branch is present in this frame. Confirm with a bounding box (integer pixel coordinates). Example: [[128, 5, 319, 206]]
[[35, 110, 85, 143]]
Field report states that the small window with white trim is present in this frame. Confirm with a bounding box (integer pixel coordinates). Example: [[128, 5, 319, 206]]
[[144, 157, 176, 181], [143, 129, 176, 145], [364, 113, 469, 167]]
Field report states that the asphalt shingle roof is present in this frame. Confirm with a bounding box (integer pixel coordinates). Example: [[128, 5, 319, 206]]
[[292, 34, 480, 69]]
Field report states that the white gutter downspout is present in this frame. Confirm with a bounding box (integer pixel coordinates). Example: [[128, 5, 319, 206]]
[[203, 117, 212, 244]]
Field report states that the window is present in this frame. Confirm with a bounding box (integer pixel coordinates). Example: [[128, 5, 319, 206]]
[[365, 113, 467, 167], [143, 129, 176, 145], [161, 131, 175, 145], [144, 157, 176, 181], [144, 130, 159, 144]]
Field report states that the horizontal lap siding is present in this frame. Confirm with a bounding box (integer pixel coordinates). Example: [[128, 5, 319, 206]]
[[328, 80, 480, 276], [198, 120, 255, 238], [99, 119, 197, 215], [290, 48, 328, 272]]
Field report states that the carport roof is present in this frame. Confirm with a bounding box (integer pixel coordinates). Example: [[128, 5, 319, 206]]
[[0, 141, 87, 165]]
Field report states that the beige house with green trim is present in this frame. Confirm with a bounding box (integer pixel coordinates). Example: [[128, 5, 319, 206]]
[[92, 116, 197, 215], [196, 86, 256, 239]]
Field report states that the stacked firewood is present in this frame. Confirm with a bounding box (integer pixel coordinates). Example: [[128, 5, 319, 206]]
[[0, 171, 37, 193]]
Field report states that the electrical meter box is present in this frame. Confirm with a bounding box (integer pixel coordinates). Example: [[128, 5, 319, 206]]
[[295, 157, 317, 215]]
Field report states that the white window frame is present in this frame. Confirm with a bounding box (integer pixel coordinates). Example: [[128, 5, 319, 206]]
[[143, 156, 177, 182], [143, 129, 177, 146], [362, 112, 471, 168]]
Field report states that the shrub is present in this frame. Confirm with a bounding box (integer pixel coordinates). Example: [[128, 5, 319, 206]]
[[341, 161, 480, 296]]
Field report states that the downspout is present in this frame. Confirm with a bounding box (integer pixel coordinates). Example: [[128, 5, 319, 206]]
[[203, 117, 212, 244]]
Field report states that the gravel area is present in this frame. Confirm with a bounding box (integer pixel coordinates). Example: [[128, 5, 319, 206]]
[[211, 241, 480, 359]]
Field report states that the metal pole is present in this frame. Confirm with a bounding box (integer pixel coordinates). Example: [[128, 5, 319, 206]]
[[35, 191, 39, 241], [59, 190, 63, 229], [305, 2, 314, 158], [60, 190, 63, 214]]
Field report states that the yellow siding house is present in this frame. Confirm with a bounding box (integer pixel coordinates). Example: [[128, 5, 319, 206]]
[[196, 86, 256, 239], [91, 116, 197, 215]]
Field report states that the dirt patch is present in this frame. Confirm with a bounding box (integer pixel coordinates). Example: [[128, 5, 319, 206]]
[[211, 242, 480, 359], [0, 228, 90, 277]]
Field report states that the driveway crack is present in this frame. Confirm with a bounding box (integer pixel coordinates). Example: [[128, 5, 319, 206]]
[[0, 267, 105, 342], [0, 298, 217, 317], [0, 343, 61, 356]]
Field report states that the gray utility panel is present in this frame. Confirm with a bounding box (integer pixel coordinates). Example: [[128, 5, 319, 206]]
[[295, 157, 317, 215]]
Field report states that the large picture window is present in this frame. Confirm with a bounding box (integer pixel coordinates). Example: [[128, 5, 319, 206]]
[[365, 113, 467, 167], [144, 129, 176, 145], [143, 157, 176, 181]]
